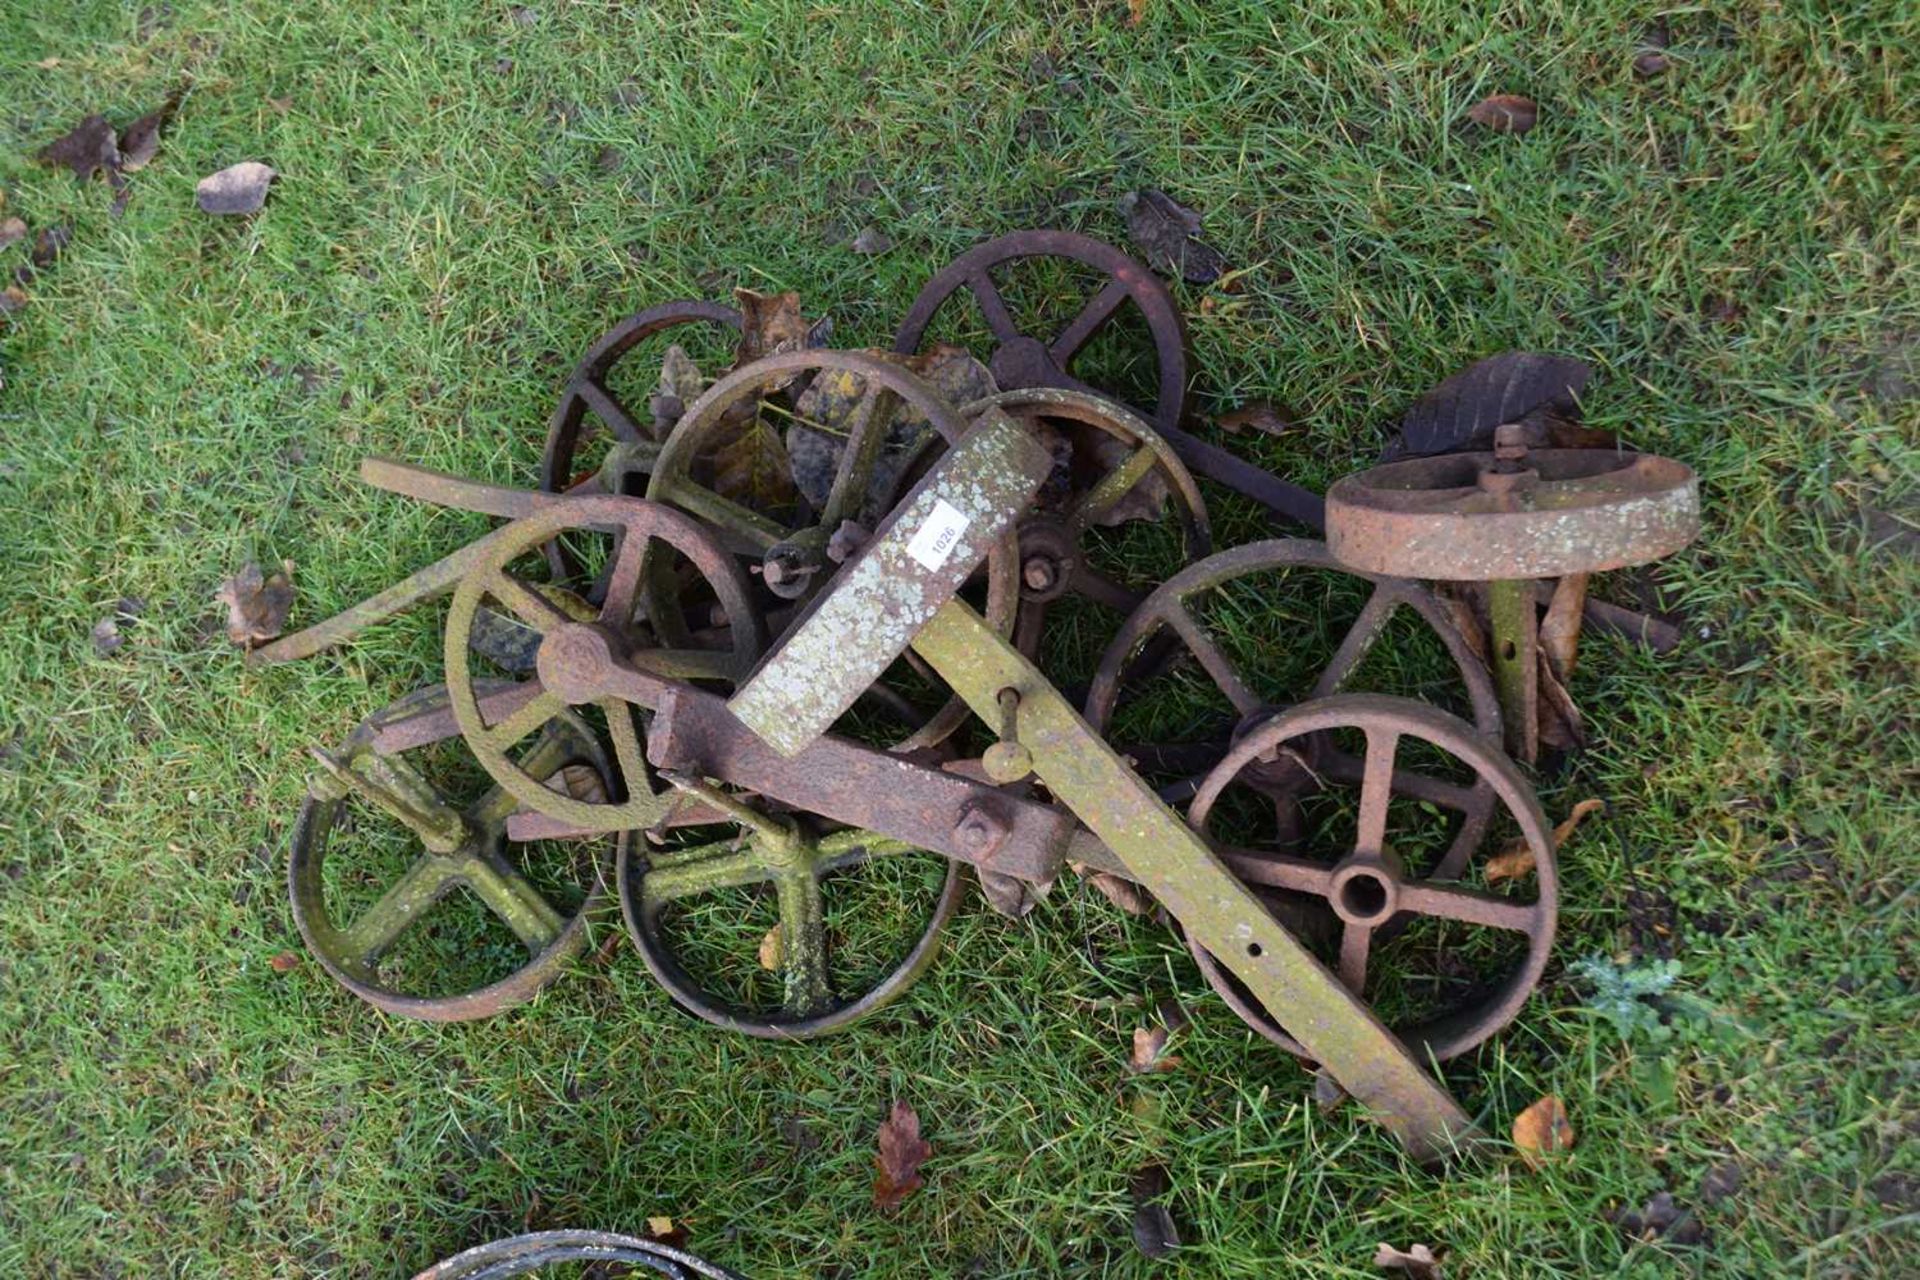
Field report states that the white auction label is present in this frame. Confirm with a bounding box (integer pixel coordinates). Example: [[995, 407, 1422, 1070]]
[[904, 498, 971, 570]]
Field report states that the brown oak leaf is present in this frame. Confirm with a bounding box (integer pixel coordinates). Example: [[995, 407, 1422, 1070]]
[[1466, 94, 1539, 134], [1512, 1094, 1575, 1167], [872, 1100, 932, 1211], [215, 561, 294, 648], [1127, 1025, 1180, 1074]]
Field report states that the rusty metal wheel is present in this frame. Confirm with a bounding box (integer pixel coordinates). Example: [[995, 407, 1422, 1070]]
[[1186, 693, 1557, 1063], [647, 347, 1020, 751], [1084, 541, 1501, 866], [896, 230, 1326, 529], [960, 387, 1210, 659], [1326, 449, 1700, 580], [541, 299, 744, 583], [617, 776, 962, 1040], [445, 494, 765, 834], [413, 1229, 744, 1279], [288, 682, 623, 1021], [895, 229, 1191, 435]]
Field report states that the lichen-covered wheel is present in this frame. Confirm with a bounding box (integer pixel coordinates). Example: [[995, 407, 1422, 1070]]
[[445, 494, 765, 834], [541, 299, 744, 583], [894, 229, 1191, 435], [1325, 449, 1700, 581], [961, 387, 1209, 658], [288, 682, 623, 1021], [618, 775, 962, 1040], [1084, 540, 1502, 872], [647, 347, 1020, 751], [1188, 693, 1557, 1063]]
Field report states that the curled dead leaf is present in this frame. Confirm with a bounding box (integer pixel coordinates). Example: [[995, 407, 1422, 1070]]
[[39, 114, 119, 180], [1486, 797, 1605, 884], [1512, 1094, 1574, 1167], [644, 1216, 690, 1249], [1074, 863, 1153, 915], [1374, 1242, 1444, 1278], [1540, 573, 1589, 680], [757, 923, 783, 971], [1127, 1025, 1180, 1074], [215, 561, 295, 648], [0, 218, 25, 251], [1215, 402, 1297, 438], [872, 1100, 932, 1211], [269, 950, 302, 973], [1129, 1164, 1180, 1258], [1119, 189, 1229, 284], [1466, 94, 1539, 134]]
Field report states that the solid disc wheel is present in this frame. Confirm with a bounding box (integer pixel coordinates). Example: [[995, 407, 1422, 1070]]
[[288, 682, 623, 1021], [894, 229, 1190, 435], [1188, 693, 1557, 1063], [1326, 449, 1700, 580], [1084, 539, 1502, 874], [541, 299, 744, 583], [445, 494, 765, 834], [647, 347, 1020, 751], [960, 387, 1210, 659], [617, 788, 962, 1039]]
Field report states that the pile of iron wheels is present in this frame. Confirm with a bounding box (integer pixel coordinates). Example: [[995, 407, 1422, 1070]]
[[257, 231, 1698, 1171]]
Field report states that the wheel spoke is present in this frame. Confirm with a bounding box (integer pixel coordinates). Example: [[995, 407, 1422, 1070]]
[[1164, 604, 1262, 716], [821, 387, 896, 527], [627, 647, 742, 682], [1337, 922, 1374, 992], [642, 846, 782, 901], [1067, 445, 1159, 532], [968, 271, 1021, 341], [1430, 779, 1500, 881], [1215, 845, 1337, 897], [601, 699, 652, 805], [337, 854, 465, 965], [488, 573, 574, 633], [596, 528, 649, 630], [463, 853, 567, 953], [775, 870, 832, 1019], [1396, 881, 1540, 933], [1069, 563, 1144, 613], [576, 378, 645, 443], [482, 691, 565, 751], [1050, 278, 1129, 364], [657, 481, 787, 554], [1355, 728, 1400, 855], [1312, 585, 1398, 697], [1321, 750, 1482, 813]]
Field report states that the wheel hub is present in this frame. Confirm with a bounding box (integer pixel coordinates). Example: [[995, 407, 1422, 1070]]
[[536, 622, 618, 704], [1329, 851, 1404, 927]]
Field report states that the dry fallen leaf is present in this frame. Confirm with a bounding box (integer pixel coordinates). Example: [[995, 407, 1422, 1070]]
[[38, 114, 119, 180], [32, 224, 70, 269], [215, 561, 295, 648], [269, 950, 302, 973], [0, 218, 25, 251], [644, 1216, 691, 1248], [90, 617, 123, 656], [1374, 1242, 1444, 1278], [34, 57, 61, 69], [1126, 0, 1149, 27], [850, 225, 893, 255], [757, 923, 784, 971], [196, 161, 276, 215], [1127, 1025, 1180, 1074], [1485, 797, 1605, 883], [1540, 573, 1589, 680], [1536, 651, 1586, 754], [733, 287, 813, 371], [1512, 1094, 1575, 1167], [1129, 1164, 1180, 1258], [0, 285, 26, 317], [709, 414, 799, 511], [547, 763, 608, 804], [1466, 94, 1540, 134], [1076, 864, 1152, 915], [1119, 189, 1229, 284], [1215, 401, 1297, 438], [872, 1100, 932, 1212], [117, 98, 178, 173]]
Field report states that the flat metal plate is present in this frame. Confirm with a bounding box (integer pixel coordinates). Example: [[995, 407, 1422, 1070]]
[[727, 407, 1052, 756]]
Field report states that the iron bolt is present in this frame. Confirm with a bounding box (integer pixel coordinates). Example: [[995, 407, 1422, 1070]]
[[1022, 555, 1060, 593], [952, 805, 1009, 860]]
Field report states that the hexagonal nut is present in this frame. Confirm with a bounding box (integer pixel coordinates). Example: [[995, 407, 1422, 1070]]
[[952, 804, 1010, 861]]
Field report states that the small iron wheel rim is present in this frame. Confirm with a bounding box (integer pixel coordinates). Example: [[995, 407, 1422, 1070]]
[[616, 826, 964, 1040], [287, 682, 622, 1022], [1187, 692, 1557, 1063]]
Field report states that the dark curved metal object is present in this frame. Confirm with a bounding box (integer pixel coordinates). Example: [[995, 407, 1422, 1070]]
[[895, 229, 1325, 530], [413, 1228, 745, 1279], [288, 682, 622, 1021], [1187, 693, 1557, 1064], [542, 298, 745, 580]]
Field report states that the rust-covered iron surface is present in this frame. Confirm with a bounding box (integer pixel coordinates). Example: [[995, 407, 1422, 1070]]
[[1325, 447, 1699, 580], [727, 405, 1053, 756], [1186, 693, 1557, 1063], [413, 1228, 745, 1280], [896, 229, 1328, 530], [908, 601, 1479, 1162], [288, 683, 621, 1021]]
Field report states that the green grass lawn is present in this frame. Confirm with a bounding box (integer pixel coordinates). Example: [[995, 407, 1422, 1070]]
[[1, 1, 1915, 1275]]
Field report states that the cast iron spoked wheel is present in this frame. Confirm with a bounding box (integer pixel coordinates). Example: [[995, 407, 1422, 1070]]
[[647, 347, 1020, 752], [1084, 540, 1503, 873], [540, 298, 744, 584], [288, 682, 623, 1021], [1188, 693, 1557, 1063], [960, 387, 1209, 659], [1325, 449, 1700, 580], [618, 776, 963, 1040], [445, 494, 766, 834], [894, 230, 1190, 436]]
